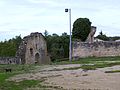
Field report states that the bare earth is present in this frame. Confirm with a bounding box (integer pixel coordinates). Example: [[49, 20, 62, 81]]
[[8, 64, 120, 90]]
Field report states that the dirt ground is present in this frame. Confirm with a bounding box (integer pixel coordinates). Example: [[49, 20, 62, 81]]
[[8, 64, 120, 90]]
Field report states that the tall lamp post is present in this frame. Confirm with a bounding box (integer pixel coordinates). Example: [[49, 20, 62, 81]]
[[65, 8, 72, 62]]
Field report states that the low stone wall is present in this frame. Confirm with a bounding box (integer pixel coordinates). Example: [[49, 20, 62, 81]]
[[72, 41, 120, 59], [0, 57, 20, 64]]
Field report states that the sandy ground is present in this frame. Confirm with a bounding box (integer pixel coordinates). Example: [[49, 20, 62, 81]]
[[8, 64, 120, 90]]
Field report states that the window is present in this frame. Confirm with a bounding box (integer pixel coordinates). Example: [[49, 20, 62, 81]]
[[30, 48, 33, 55]]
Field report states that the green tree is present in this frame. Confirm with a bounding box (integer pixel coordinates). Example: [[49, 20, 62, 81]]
[[0, 35, 22, 57], [45, 33, 69, 61], [44, 30, 48, 37], [96, 31, 109, 41], [109, 36, 120, 41], [100, 31, 103, 35], [72, 18, 91, 41]]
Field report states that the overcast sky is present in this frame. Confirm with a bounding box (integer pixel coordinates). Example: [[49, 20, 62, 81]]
[[0, 0, 120, 41]]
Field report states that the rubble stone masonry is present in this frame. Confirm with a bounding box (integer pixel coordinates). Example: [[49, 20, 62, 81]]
[[72, 41, 120, 59]]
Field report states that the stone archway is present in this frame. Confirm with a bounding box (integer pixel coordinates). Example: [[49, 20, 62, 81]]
[[35, 53, 40, 64]]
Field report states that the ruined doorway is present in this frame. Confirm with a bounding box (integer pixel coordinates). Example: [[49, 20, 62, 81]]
[[35, 53, 40, 64]]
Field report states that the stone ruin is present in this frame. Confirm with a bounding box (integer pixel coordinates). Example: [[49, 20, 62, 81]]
[[16, 32, 50, 64], [73, 41, 120, 59], [72, 26, 120, 59], [0, 32, 50, 64], [86, 26, 96, 43], [0, 57, 19, 64]]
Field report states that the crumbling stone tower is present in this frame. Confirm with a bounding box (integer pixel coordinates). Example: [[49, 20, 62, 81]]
[[16, 32, 50, 64], [86, 26, 96, 43]]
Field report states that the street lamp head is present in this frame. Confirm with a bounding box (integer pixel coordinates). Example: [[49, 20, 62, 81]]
[[65, 9, 68, 12]]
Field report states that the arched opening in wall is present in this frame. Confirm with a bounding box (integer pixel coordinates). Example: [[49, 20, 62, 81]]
[[35, 53, 40, 64]]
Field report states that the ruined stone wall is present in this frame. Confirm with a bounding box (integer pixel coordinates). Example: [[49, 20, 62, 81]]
[[0, 57, 19, 64], [16, 38, 27, 64], [72, 41, 120, 59]]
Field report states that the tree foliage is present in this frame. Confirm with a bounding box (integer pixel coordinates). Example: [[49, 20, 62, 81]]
[[44, 31, 69, 61], [96, 31, 120, 41], [96, 31, 109, 41], [0, 35, 22, 57], [109, 36, 120, 41], [44, 30, 48, 37], [72, 18, 91, 41]]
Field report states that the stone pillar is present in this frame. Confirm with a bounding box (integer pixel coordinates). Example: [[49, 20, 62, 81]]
[[86, 26, 96, 43]]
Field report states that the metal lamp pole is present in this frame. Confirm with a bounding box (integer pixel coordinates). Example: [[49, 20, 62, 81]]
[[65, 8, 72, 62]]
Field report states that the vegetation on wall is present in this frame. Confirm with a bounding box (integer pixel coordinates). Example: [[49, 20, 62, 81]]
[[72, 18, 91, 41]]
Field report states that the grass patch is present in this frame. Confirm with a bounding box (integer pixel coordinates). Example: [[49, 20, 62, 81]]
[[63, 66, 81, 70], [105, 70, 120, 73], [53, 56, 120, 65], [0, 64, 36, 73], [0, 64, 40, 90], [52, 59, 91, 65], [0, 79, 40, 90], [53, 56, 120, 70], [80, 62, 120, 70], [0, 65, 41, 90], [0, 72, 63, 90], [80, 65, 96, 70], [0, 64, 64, 90]]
